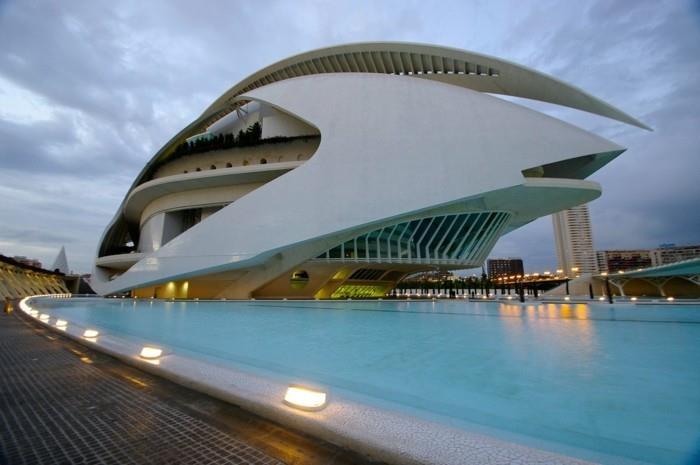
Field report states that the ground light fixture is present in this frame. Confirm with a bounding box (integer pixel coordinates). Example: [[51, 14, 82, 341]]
[[564, 296, 571, 301], [139, 346, 163, 360], [55, 319, 68, 330], [666, 297, 675, 302], [283, 385, 328, 411], [39, 313, 50, 322], [83, 329, 99, 339]]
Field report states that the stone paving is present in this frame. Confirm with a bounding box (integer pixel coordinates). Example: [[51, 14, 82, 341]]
[[0, 310, 376, 465]]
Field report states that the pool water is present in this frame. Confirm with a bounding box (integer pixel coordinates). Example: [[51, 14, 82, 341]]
[[33, 298, 700, 465]]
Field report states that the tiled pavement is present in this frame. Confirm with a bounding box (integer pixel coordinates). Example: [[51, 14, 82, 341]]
[[0, 309, 377, 465]]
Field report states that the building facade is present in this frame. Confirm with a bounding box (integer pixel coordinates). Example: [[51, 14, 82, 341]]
[[92, 42, 647, 299], [597, 244, 700, 272], [487, 258, 524, 279], [596, 249, 652, 273], [650, 244, 700, 266], [552, 204, 599, 275]]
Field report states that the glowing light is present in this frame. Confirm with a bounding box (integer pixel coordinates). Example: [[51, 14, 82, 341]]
[[29, 309, 39, 317], [601, 272, 608, 276], [55, 319, 67, 330], [666, 297, 675, 302], [284, 385, 327, 411], [83, 329, 99, 339], [507, 296, 513, 300], [630, 297, 638, 301], [139, 346, 163, 359], [39, 313, 50, 322], [564, 296, 570, 301], [599, 297, 605, 301], [618, 270, 625, 274]]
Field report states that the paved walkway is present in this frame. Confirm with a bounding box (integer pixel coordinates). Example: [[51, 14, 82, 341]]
[[0, 310, 376, 465]]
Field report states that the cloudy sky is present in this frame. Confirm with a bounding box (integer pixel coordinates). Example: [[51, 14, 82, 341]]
[[1, 0, 698, 274]]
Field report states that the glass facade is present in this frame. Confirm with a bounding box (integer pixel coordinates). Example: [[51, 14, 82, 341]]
[[317, 211, 511, 266]]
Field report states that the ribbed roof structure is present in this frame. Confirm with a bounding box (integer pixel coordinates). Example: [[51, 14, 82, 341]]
[[139, 42, 649, 186]]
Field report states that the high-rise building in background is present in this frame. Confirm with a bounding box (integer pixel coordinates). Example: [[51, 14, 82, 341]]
[[487, 258, 524, 279], [552, 204, 598, 275]]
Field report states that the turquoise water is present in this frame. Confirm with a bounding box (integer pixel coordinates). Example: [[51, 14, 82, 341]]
[[33, 298, 700, 465]]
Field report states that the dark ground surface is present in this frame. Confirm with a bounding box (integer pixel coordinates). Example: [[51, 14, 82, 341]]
[[0, 308, 379, 465]]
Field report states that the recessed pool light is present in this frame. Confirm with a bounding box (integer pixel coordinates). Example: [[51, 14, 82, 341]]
[[507, 296, 513, 300], [55, 319, 67, 330], [83, 329, 99, 339], [666, 297, 675, 302], [284, 385, 327, 411], [630, 297, 638, 301], [139, 346, 163, 359], [28, 309, 39, 317], [599, 297, 605, 301], [564, 296, 570, 301], [39, 313, 50, 322]]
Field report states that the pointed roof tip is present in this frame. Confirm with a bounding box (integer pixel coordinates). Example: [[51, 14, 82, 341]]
[[51, 246, 69, 274]]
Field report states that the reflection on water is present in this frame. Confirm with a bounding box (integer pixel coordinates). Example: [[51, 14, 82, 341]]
[[498, 303, 599, 379]]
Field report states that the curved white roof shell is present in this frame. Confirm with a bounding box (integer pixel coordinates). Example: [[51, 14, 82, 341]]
[[139, 42, 648, 186]]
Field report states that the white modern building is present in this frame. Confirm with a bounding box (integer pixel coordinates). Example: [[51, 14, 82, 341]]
[[552, 204, 599, 276], [92, 42, 648, 299]]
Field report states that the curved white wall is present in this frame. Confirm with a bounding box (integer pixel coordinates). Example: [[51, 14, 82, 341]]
[[93, 73, 623, 295]]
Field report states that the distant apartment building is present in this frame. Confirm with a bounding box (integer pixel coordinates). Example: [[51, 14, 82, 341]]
[[596, 249, 652, 273], [12, 256, 42, 269], [596, 244, 700, 273], [487, 258, 524, 279], [552, 204, 598, 275], [650, 244, 700, 266]]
